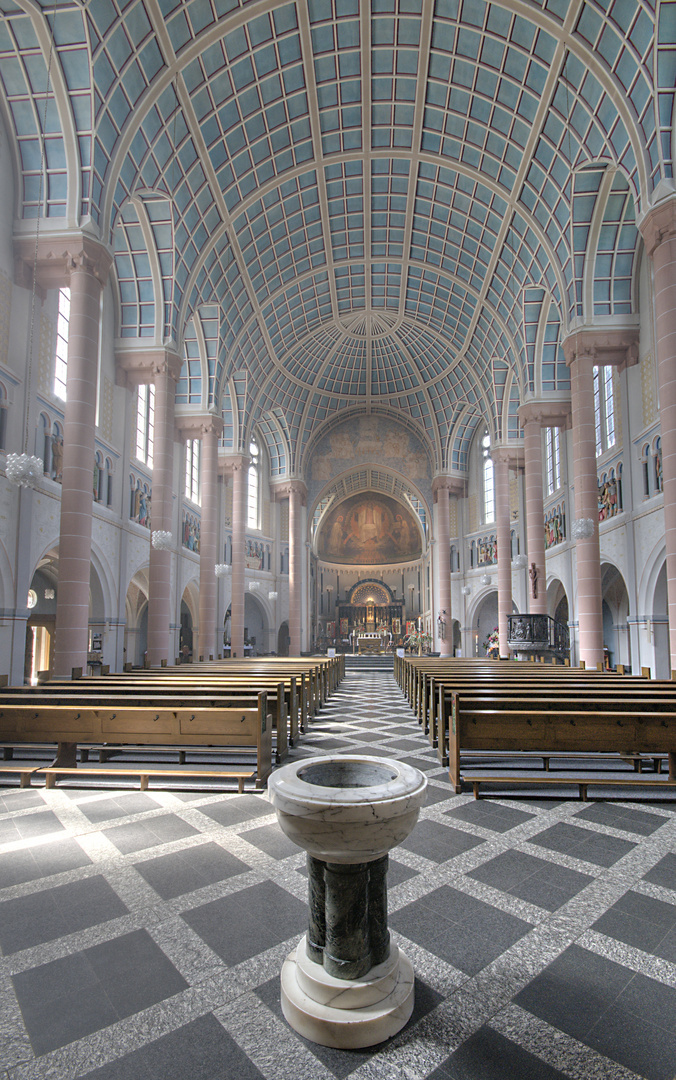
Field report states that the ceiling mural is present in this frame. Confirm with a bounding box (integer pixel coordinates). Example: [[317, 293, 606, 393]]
[[1, 0, 665, 474], [317, 493, 422, 565]]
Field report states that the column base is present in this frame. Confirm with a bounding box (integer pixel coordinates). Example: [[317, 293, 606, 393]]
[[280, 934, 414, 1049]]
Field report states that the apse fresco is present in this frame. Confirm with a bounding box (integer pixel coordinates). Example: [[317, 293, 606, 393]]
[[318, 495, 421, 565]]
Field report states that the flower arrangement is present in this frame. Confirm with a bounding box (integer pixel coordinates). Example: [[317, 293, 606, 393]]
[[483, 627, 500, 654], [405, 630, 433, 653]]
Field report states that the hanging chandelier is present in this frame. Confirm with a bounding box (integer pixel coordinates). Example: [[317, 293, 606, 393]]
[[215, 563, 231, 577], [151, 530, 173, 550], [571, 518, 595, 540]]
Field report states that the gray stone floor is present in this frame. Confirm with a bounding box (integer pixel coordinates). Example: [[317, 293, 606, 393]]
[[1, 670, 676, 1079]]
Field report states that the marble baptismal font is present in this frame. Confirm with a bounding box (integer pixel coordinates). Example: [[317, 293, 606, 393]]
[[268, 756, 427, 1048]]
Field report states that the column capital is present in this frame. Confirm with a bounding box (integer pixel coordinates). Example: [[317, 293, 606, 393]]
[[272, 479, 307, 504], [432, 475, 466, 500], [14, 230, 113, 292], [638, 191, 676, 256], [175, 413, 223, 440], [115, 346, 183, 388], [517, 399, 572, 431], [491, 443, 525, 470], [562, 326, 640, 372], [219, 452, 249, 478]]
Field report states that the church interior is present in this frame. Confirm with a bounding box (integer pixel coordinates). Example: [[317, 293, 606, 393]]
[[1, 0, 676, 1077]]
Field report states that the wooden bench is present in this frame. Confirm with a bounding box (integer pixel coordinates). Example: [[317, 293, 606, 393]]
[[435, 685, 676, 765], [11, 679, 292, 762], [40, 766, 256, 792], [447, 700, 676, 795], [466, 769, 676, 800], [0, 693, 273, 788]]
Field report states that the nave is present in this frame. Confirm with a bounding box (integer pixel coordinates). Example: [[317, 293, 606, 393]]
[[1, 670, 676, 1080]]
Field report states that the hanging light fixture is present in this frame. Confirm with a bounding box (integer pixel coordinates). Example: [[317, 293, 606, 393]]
[[480, 573, 491, 586], [214, 563, 231, 577], [268, 590, 278, 600], [248, 580, 260, 591], [7, 5, 58, 489], [571, 518, 595, 540], [151, 530, 173, 550], [461, 585, 471, 596], [511, 553, 527, 570]]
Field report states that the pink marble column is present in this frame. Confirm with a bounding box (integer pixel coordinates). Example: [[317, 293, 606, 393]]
[[640, 197, 676, 666], [563, 331, 637, 666], [518, 412, 548, 616], [230, 456, 247, 658], [492, 452, 512, 657], [432, 477, 452, 657], [288, 481, 307, 656], [53, 247, 111, 676], [146, 358, 181, 665], [567, 354, 604, 665], [197, 418, 222, 661]]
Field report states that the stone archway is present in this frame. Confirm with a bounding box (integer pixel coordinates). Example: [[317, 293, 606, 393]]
[[601, 562, 631, 672], [651, 561, 669, 678]]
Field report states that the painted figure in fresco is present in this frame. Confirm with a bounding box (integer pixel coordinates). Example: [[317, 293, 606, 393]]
[[328, 514, 345, 553]]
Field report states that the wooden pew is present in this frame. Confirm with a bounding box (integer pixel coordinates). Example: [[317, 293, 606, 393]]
[[0, 693, 273, 788], [35, 673, 296, 755], [430, 677, 676, 760], [446, 695, 676, 797]]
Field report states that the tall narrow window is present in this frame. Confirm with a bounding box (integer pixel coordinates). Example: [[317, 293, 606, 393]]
[[545, 427, 561, 494], [185, 439, 200, 503], [135, 384, 155, 467], [593, 366, 616, 456], [53, 287, 70, 400], [248, 437, 259, 529], [482, 430, 494, 524]]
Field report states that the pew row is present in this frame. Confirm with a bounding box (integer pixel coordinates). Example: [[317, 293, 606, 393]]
[[447, 699, 676, 797], [0, 693, 273, 788]]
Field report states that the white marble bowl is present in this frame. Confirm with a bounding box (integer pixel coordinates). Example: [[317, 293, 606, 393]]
[[268, 755, 427, 863]]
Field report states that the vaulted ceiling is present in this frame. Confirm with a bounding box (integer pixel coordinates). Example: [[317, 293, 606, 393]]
[[2, 0, 671, 475]]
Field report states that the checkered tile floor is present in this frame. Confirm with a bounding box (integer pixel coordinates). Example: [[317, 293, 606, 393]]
[[2, 669, 676, 1079]]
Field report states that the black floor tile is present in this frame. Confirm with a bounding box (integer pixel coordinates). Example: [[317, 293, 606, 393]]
[[134, 842, 250, 900], [12, 930, 187, 1055], [468, 849, 592, 911], [194, 795, 273, 828], [0, 809, 65, 844], [398, 820, 484, 863], [643, 852, 676, 891], [433, 1025, 570, 1080], [242, 822, 300, 859], [586, 1000, 676, 1080], [573, 801, 667, 835], [78, 793, 161, 823], [528, 822, 636, 866], [445, 800, 535, 833], [391, 885, 532, 974], [0, 874, 129, 954], [0, 790, 46, 812], [514, 943, 634, 1041], [592, 890, 676, 953], [103, 814, 200, 854], [79, 1013, 266, 1080], [0, 837, 92, 888], [182, 880, 306, 966]]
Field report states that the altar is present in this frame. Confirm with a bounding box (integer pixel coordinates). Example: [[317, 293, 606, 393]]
[[356, 632, 391, 655]]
